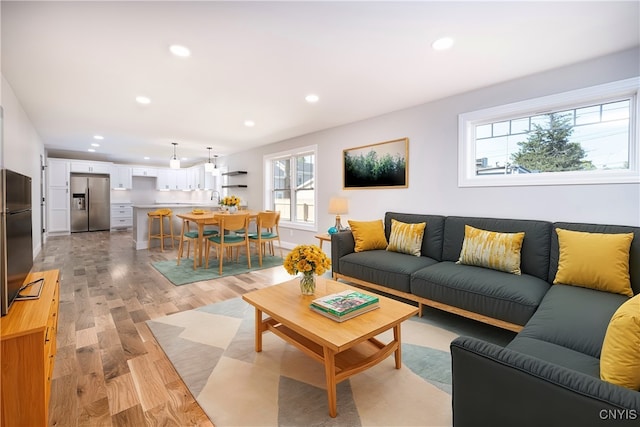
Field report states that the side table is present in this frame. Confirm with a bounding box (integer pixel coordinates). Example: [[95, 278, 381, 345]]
[[314, 233, 332, 250]]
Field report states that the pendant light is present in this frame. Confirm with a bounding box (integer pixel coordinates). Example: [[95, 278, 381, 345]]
[[169, 142, 180, 169], [204, 147, 215, 172], [211, 154, 220, 176]]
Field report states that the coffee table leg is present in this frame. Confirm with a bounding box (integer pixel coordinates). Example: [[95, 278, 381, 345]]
[[322, 346, 338, 417], [393, 324, 402, 369], [255, 307, 263, 352]]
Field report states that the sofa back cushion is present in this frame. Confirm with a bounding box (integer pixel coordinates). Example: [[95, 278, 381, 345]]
[[550, 222, 640, 295], [384, 212, 445, 261], [442, 216, 552, 281]]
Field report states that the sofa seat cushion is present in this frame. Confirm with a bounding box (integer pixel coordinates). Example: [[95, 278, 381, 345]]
[[338, 250, 438, 293], [517, 284, 627, 359], [507, 336, 600, 377], [410, 261, 550, 325]]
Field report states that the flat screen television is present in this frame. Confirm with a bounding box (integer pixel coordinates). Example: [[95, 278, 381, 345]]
[[1, 168, 33, 316]]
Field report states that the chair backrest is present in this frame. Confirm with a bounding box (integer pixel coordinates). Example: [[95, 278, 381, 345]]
[[257, 211, 279, 229], [216, 213, 249, 233]]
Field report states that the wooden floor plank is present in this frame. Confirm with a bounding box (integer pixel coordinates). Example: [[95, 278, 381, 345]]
[[32, 230, 289, 426]]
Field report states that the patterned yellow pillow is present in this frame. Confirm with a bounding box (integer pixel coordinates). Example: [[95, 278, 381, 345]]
[[457, 225, 525, 275], [386, 219, 426, 256], [600, 294, 640, 390], [554, 228, 634, 297], [348, 219, 388, 252]]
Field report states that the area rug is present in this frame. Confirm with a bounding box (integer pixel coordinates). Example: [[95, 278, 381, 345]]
[[147, 297, 515, 426], [151, 253, 284, 285]]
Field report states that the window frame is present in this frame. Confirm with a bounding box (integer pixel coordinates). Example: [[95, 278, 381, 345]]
[[264, 144, 317, 232], [458, 77, 640, 187]]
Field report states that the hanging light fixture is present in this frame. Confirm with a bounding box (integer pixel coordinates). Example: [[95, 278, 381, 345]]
[[169, 142, 180, 169], [204, 147, 215, 172], [211, 154, 220, 176]]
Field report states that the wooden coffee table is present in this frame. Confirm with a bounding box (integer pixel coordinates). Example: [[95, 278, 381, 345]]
[[242, 277, 419, 418]]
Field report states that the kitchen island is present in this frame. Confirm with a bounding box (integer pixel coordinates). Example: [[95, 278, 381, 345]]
[[132, 203, 220, 250]]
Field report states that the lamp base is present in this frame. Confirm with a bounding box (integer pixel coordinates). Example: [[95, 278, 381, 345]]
[[334, 215, 345, 232]]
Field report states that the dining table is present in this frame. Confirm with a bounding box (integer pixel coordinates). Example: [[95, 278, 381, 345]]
[[177, 210, 259, 270]]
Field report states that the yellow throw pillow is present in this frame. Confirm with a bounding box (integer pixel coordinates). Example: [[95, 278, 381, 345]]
[[348, 219, 388, 252], [457, 225, 525, 275], [600, 294, 640, 390], [387, 219, 426, 256], [554, 228, 634, 297]]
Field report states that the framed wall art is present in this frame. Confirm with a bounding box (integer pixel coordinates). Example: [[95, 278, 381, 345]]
[[343, 137, 408, 189]]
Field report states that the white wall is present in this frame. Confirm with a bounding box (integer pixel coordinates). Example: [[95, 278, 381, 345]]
[[1, 75, 46, 258], [225, 48, 640, 247]]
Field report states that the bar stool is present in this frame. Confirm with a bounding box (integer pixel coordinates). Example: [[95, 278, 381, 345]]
[[148, 208, 175, 251]]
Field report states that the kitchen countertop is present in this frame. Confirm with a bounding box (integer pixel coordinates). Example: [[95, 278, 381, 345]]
[[133, 203, 220, 209]]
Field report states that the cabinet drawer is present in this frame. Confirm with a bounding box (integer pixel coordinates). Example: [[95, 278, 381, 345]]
[[111, 218, 133, 228], [111, 206, 133, 217]]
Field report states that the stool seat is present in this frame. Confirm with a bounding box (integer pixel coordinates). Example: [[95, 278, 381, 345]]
[[148, 209, 175, 251]]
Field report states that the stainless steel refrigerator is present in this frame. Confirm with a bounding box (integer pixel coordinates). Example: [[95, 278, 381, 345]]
[[70, 175, 110, 232]]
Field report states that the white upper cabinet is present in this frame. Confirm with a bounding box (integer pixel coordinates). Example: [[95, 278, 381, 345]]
[[131, 167, 157, 177], [156, 168, 188, 190], [111, 166, 132, 189], [70, 160, 112, 174], [48, 158, 69, 187]]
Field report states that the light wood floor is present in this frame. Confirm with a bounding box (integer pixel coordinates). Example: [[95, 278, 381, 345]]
[[33, 230, 292, 427]]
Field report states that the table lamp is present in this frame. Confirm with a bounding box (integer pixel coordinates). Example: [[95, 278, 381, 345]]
[[328, 197, 348, 233]]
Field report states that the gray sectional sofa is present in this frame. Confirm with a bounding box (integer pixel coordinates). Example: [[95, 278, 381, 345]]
[[331, 212, 640, 426]]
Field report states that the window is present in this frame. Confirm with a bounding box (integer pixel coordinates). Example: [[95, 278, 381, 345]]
[[264, 145, 316, 230], [459, 78, 640, 187]]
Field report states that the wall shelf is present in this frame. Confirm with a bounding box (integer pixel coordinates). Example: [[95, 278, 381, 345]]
[[222, 171, 248, 189]]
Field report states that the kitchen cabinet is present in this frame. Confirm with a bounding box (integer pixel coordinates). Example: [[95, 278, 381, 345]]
[[70, 160, 112, 174], [187, 165, 215, 190], [156, 168, 188, 190], [111, 202, 133, 230], [175, 169, 188, 190], [48, 158, 69, 187], [131, 167, 157, 177], [111, 166, 132, 189], [222, 170, 248, 188], [1, 270, 59, 427], [47, 159, 70, 234], [156, 169, 172, 190]]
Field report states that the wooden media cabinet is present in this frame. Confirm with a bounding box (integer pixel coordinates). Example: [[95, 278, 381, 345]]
[[1, 270, 60, 426]]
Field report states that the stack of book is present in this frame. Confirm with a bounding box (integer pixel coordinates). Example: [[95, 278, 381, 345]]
[[310, 290, 379, 322]]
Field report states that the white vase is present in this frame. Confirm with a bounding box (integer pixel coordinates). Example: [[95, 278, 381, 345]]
[[229, 205, 238, 213]]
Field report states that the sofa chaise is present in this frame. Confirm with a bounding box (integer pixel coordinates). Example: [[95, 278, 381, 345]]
[[331, 212, 640, 426]]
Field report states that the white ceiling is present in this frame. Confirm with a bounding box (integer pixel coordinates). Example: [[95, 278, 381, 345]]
[[2, 1, 639, 167]]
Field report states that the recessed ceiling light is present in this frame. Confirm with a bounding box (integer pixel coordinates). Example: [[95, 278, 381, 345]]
[[88, 149, 96, 152], [305, 94, 319, 103], [244, 120, 255, 127], [93, 135, 104, 140], [169, 44, 191, 57], [432, 37, 454, 51], [136, 96, 151, 104], [144, 156, 150, 160], [91, 143, 100, 147]]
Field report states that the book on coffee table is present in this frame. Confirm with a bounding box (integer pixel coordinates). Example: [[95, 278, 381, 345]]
[[310, 303, 380, 322], [311, 290, 379, 317]]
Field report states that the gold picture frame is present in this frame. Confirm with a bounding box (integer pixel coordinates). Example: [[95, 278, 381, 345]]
[[343, 137, 408, 189]]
